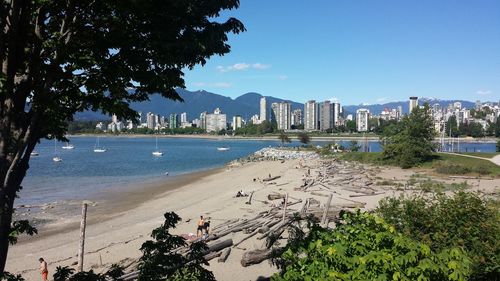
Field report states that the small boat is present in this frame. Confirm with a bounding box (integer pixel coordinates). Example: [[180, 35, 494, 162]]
[[93, 137, 107, 153], [53, 139, 62, 162], [30, 151, 39, 156], [62, 142, 75, 149], [52, 157, 63, 162], [152, 136, 163, 156], [217, 147, 230, 151]]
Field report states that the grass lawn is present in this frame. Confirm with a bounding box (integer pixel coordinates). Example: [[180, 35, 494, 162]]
[[339, 152, 500, 177], [457, 152, 500, 159]]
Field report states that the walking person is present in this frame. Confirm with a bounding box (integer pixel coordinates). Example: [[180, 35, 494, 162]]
[[39, 258, 48, 281]]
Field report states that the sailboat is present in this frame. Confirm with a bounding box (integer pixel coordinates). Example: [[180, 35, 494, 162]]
[[62, 142, 75, 149], [152, 136, 163, 156], [52, 139, 62, 162], [93, 136, 107, 153], [217, 147, 230, 151]]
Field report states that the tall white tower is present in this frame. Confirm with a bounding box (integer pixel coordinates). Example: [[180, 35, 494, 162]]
[[260, 97, 267, 122]]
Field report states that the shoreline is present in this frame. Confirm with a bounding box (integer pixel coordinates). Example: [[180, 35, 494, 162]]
[[69, 133, 498, 143], [16, 167, 224, 241]]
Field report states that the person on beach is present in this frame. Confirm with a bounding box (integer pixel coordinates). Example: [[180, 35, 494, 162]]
[[197, 216, 205, 237], [203, 220, 211, 236], [39, 258, 48, 281]]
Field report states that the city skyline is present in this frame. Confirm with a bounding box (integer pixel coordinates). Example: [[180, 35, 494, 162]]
[[183, 0, 499, 105]]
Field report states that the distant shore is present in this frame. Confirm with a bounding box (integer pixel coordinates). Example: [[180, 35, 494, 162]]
[[69, 133, 498, 143]]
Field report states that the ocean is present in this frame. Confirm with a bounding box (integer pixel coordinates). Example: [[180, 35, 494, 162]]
[[18, 136, 496, 206]]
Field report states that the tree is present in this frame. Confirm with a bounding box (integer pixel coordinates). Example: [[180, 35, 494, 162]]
[[446, 115, 460, 137], [278, 132, 291, 146], [496, 140, 500, 152], [345, 120, 356, 132], [382, 104, 436, 168], [297, 132, 310, 145], [139, 212, 214, 281], [0, 0, 244, 272]]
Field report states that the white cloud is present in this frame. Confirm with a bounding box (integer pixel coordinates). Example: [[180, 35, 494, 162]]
[[217, 62, 271, 72], [476, 90, 492, 96], [376, 97, 388, 103], [192, 82, 231, 88], [329, 97, 339, 103], [252, 63, 270, 69], [278, 75, 288, 81]]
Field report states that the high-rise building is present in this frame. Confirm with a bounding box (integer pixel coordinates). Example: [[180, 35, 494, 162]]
[[292, 109, 302, 127], [199, 112, 207, 130], [205, 108, 227, 132], [475, 100, 481, 111], [304, 100, 319, 131], [180, 112, 187, 123], [271, 102, 291, 130], [409, 96, 419, 113], [397, 106, 403, 119], [146, 112, 156, 129], [260, 97, 267, 122], [332, 102, 341, 126], [232, 115, 242, 130], [169, 113, 179, 129], [356, 108, 370, 132], [319, 101, 333, 131]]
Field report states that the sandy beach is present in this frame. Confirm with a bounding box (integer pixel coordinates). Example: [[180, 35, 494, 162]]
[[7, 150, 500, 281]]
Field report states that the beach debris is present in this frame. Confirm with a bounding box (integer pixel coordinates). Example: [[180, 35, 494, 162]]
[[217, 248, 232, 263]]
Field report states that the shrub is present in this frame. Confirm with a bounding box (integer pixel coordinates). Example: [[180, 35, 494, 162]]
[[377, 192, 500, 280], [272, 211, 470, 281]]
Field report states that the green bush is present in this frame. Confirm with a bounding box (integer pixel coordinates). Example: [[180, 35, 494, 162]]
[[377, 192, 500, 280], [272, 211, 470, 281]]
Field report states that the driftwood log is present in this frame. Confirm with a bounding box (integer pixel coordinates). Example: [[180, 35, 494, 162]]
[[217, 248, 231, 263], [241, 249, 273, 267]]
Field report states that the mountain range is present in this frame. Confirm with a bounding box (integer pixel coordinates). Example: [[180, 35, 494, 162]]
[[75, 89, 480, 121]]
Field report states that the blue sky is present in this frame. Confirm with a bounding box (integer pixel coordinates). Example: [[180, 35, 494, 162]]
[[183, 0, 500, 105]]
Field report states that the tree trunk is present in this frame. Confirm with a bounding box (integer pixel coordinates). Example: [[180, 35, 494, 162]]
[[0, 187, 16, 273]]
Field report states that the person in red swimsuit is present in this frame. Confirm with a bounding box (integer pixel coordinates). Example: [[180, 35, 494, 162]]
[[39, 258, 48, 281]]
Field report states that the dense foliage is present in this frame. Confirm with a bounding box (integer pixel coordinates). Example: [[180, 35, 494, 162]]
[[382, 104, 436, 168], [53, 264, 124, 281], [377, 192, 500, 280], [272, 211, 470, 281], [0, 0, 243, 271], [138, 212, 214, 281]]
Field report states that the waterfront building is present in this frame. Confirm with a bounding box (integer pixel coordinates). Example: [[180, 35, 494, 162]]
[[271, 102, 291, 130], [250, 114, 260, 124], [146, 112, 156, 129], [409, 96, 418, 113], [232, 115, 243, 130], [356, 108, 370, 132], [205, 108, 227, 132], [292, 109, 302, 127], [319, 100, 333, 131], [260, 97, 267, 122], [180, 112, 187, 123], [332, 102, 341, 126], [199, 112, 207, 130], [304, 100, 319, 131], [169, 113, 179, 129]]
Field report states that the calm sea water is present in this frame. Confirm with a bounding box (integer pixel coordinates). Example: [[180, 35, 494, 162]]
[[18, 137, 496, 205]]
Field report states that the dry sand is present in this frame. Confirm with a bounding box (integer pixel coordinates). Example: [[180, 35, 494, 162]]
[[7, 155, 500, 281]]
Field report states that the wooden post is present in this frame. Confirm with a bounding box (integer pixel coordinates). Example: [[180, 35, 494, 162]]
[[77, 203, 88, 272], [282, 193, 288, 222], [321, 194, 333, 225]]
